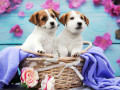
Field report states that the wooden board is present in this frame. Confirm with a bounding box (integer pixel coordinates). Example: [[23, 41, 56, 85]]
[[0, 0, 120, 76]]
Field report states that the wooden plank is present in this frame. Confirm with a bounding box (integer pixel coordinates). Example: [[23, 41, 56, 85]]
[[0, 15, 119, 44], [104, 44, 120, 77], [0, 44, 119, 76], [0, 0, 111, 16], [0, 0, 119, 44]]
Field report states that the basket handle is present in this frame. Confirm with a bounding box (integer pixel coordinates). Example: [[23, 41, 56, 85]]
[[79, 41, 92, 54], [15, 46, 54, 58], [15, 41, 92, 58]]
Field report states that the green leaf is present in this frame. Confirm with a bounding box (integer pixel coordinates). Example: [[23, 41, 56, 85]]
[[21, 83, 28, 89]]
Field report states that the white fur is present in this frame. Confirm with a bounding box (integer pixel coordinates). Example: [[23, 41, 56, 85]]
[[56, 11, 87, 57], [21, 9, 58, 54]]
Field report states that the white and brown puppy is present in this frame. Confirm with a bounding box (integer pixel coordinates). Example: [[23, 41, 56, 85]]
[[21, 9, 59, 54], [56, 11, 89, 57]]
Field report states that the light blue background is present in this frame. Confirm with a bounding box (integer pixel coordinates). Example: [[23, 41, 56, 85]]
[[0, 0, 120, 76]]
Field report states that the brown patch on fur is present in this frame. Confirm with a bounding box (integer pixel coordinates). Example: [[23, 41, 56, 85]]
[[48, 9, 60, 20], [29, 9, 60, 26], [59, 12, 71, 25], [29, 10, 48, 26], [76, 11, 89, 26]]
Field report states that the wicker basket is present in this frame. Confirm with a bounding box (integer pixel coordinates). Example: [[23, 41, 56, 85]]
[[19, 41, 92, 89]]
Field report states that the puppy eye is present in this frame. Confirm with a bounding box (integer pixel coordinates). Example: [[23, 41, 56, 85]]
[[41, 17, 47, 21], [70, 17, 74, 20], [51, 15, 55, 18], [81, 17, 83, 20]]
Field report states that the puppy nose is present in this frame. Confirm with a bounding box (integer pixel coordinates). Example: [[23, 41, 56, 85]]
[[77, 22, 82, 26], [50, 22, 54, 26]]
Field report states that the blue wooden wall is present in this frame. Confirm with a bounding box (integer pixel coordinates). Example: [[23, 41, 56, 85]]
[[0, 0, 120, 76]]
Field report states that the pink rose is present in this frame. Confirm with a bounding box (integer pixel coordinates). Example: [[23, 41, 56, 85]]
[[41, 75, 55, 90], [20, 67, 39, 88]]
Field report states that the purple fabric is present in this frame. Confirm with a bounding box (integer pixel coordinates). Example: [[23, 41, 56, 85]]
[[81, 46, 120, 90], [0, 47, 36, 89]]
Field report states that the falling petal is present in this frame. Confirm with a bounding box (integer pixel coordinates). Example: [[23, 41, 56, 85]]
[[25, 2, 33, 10], [18, 11, 25, 17], [40, 0, 60, 12]]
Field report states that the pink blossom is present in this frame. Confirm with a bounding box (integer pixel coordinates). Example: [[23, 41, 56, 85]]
[[40, 0, 60, 13], [116, 59, 120, 66], [67, 0, 86, 8], [0, 0, 10, 13], [25, 2, 33, 10], [103, 0, 112, 13], [103, 0, 120, 16], [10, 25, 23, 37], [18, 11, 25, 17], [20, 67, 39, 88], [93, 32, 112, 50], [93, 0, 101, 4], [113, 5, 120, 16], [11, 0, 22, 4], [6, 5, 20, 13]]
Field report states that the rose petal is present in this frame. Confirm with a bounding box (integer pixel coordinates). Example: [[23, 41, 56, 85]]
[[25, 2, 33, 10], [18, 11, 25, 17]]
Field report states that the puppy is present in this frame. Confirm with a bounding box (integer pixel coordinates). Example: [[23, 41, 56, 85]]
[[21, 9, 59, 54], [56, 11, 89, 57]]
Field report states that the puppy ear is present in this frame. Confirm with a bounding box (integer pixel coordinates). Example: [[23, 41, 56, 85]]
[[51, 9, 60, 20], [29, 12, 38, 25], [59, 13, 67, 25], [83, 15, 89, 26]]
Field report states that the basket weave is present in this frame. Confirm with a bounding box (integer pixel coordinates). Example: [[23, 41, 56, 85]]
[[19, 41, 92, 89]]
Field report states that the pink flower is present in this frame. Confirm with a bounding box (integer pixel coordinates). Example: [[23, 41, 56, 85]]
[[67, 0, 86, 8], [93, 0, 101, 4], [113, 5, 120, 16], [103, 0, 120, 16], [116, 59, 120, 66], [41, 75, 55, 90], [10, 25, 23, 37], [0, 0, 10, 13], [6, 5, 20, 13], [93, 32, 112, 50], [18, 11, 25, 17], [40, 0, 60, 13], [20, 67, 39, 88], [103, 0, 112, 13], [25, 2, 33, 10], [11, 0, 22, 4]]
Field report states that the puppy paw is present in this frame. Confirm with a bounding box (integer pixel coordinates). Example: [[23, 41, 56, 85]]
[[72, 52, 80, 57], [80, 50, 86, 54], [37, 50, 45, 54]]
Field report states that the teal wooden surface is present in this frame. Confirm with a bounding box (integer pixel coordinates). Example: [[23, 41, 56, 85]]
[[0, 0, 120, 76]]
